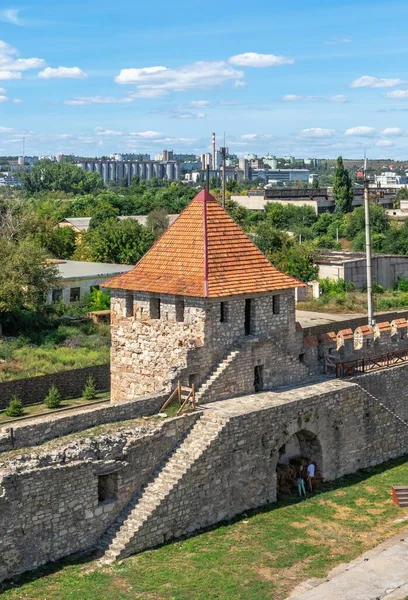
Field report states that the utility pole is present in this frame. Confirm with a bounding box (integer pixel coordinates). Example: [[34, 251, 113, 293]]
[[364, 154, 375, 326], [221, 143, 227, 209]]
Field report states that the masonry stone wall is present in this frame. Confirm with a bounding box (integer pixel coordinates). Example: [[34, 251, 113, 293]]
[[0, 364, 109, 409], [0, 413, 198, 583], [110, 287, 305, 402], [0, 392, 167, 453], [1, 365, 408, 583]]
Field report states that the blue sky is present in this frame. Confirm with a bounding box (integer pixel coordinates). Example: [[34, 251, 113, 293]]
[[1, 0, 408, 158]]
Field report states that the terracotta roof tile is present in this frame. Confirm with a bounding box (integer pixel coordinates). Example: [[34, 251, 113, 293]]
[[103, 190, 303, 297]]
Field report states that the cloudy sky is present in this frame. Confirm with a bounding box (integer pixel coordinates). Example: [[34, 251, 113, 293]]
[[1, 0, 408, 158]]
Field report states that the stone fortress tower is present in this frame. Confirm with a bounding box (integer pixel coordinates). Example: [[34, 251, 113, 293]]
[[104, 190, 311, 403]]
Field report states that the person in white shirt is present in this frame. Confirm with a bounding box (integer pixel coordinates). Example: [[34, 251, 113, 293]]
[[306, 460, 315, 492]]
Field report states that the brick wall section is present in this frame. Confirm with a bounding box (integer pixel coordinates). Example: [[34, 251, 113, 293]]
[[0, 392, 167, 453], [1, 365, 408, 582], [0, 364, 110, 409], [0, 413, 198, 583]]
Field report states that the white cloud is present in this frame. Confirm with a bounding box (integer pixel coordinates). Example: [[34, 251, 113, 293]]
[[0, 126, 14, 133], [330, 94, 348, 103], [381, 127, 406, 137], [345, 126, 376, 136], [385, 89, 408, 99], [95, 127, 122, 136], [12, 98, 22, 103], [0, 40, 45, 80], [190, 100, 210, 107], [300, 128, 336, 138], [0, 95, 7, 102], [228, 52, 294, 67], [283, 94, 348, 103], [114, 61, 244, 95], [0, 9, 23, 25], [129, 130, 163, 138], [0, 70, 21, 80], [38, 66, 87, 79], [376, 139, 394, 147], [65, 95, 132, 105], [129, 89, 167, 98], [351, 75, 404, 88], [325, 36, 351, 45]]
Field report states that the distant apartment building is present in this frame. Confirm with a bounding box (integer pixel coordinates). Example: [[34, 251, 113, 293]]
[[375, 172, 408, 187], [77, 159, 180, 186], [0, 174, 23, 187], [250, 168, 310, 183]]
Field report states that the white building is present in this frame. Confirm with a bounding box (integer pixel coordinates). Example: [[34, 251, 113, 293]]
[[48, 260, 133, 305], [375, 172, 408, 187]]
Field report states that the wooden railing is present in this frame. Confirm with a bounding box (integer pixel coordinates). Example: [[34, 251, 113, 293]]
[[334, 348, 408, 378], [160, 381, 196, 415]]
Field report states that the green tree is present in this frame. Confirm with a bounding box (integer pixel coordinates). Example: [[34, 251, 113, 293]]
[[332, 156, 353, 213], [0, 239, 59, 314], [5, 396, 24, 417], [345, 204, 390, 239], [42, 226, 77, 259], [146, 209, 170, 238], [21, 160, 103, 195], [269, 242, 319, 282], [85, 218, 154, 264], [44, 385, 61, 409]]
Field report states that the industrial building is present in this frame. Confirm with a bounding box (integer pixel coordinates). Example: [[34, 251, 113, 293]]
[[76, 160, 180, 186]]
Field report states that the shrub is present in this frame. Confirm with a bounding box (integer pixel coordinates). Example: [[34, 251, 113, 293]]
[[4, 396, 24, 417], [82, 376, 97, 400], [44, 385, 61, 409], [396, 276, 408, 292]]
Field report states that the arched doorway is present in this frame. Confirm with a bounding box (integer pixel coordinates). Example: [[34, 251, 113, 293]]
[[276, 429, 323, 498]]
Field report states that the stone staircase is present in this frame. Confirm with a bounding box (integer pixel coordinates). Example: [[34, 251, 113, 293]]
[[195, 346, 242, 404], [96, 413, 229, 565]]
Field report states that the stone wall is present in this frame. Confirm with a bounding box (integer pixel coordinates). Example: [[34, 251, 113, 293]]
[[110, 287, 306, 402], [0, 413, 198, 583], [0, 364, 109, 409], [0, 392, 167, 453], [300, 309, 408, 339], [1, 365, 408, 583]]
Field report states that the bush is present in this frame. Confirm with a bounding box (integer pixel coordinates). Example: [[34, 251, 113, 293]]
[[82, 376, 97, 400], [44, 385, 61, 409], [396, 276, 408, 292], [319, 278, 355, 295], [4, 396, 24, 417]]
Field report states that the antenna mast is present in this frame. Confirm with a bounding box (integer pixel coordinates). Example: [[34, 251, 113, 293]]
[[363, 152, 375, 326]]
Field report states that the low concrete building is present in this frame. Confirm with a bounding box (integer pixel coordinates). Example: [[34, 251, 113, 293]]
[[58, 215, 179, 234], [316, 250, 408, 290], [49, 260, 132, 304]]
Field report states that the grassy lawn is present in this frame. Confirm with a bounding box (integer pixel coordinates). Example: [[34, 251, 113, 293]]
[[0, 392, 110, 424], [298, 289, 408, 314], [1, 456, 408, 600], [0, 321, 110, 382]]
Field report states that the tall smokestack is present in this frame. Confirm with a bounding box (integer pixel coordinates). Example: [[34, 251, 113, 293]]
[[212, 132, 216, 170]]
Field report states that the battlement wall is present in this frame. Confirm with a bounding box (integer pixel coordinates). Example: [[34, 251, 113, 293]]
[[1, 366, 407, 584]]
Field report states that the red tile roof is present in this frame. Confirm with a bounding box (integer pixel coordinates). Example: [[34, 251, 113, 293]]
[[103, 190, 303, 298]]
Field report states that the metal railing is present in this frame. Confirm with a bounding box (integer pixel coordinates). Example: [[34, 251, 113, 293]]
[[334, 348, 408, 378]]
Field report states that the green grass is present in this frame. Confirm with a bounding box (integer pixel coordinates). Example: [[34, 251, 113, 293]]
[[0, 392, 110, 424], [0, 321, 110, 382], [298, 289, 408, 314], [1, 456, 408, 600]]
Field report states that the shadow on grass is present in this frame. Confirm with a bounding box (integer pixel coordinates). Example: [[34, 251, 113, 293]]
[[2, 453, 407, 593]]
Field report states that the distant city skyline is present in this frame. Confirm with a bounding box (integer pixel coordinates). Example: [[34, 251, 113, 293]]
[[1, 0, 408, 158]]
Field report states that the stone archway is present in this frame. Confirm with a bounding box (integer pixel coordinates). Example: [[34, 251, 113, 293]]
[[276, 429, 323, 497]]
